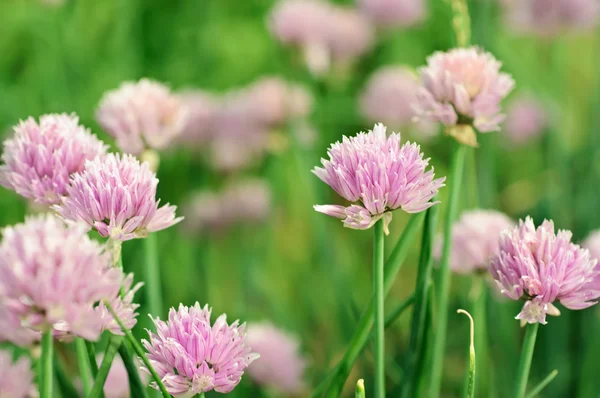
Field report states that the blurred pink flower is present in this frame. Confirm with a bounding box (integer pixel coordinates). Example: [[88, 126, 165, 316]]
[[503, 0, 600, 37], [490, 217, 600, 325], [269, 1, 374, 75], [503, 95, 549, 146], [0, 215, 131, 341], [97, 354, 147, 398], [313, 123, 445, 233], [0, 113, 107, 205], [142, 303, 259, 395], [360, 66, 438, 139], [435, 210, 515, 274], [246, 322, 307, 394], [414, 47, 514, 133], [96, 79, 188, 155], [177, 90, 218, 146], [583, 230, 600, 263], [0, 304, 39, 347], [181, 191, 228, 235], [55, 153, 183, 241], [0, 352, 36, 398], [223, 179, 272, 223], [358, 0, 426, 28]]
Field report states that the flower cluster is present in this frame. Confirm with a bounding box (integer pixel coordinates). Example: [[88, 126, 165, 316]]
[[246, 322, 307, 394], [96, 78, 188, 155], [0, 113, 107, 205], [55, 153, 183, 241], [414, 47, 514, 145], [358, 0, 426, 29], [489, 217, 600, 325], [313, 123, 445, 233], [142, 303, 259, 395], [0, 352, 36, 398]]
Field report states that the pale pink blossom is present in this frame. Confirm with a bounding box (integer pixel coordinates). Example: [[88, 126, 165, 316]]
[[503, 95, 549, 146], [0, 352, 36, 398], [358, 0, 427, 28]]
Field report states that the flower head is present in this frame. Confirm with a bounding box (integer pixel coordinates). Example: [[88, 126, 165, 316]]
[[583, 230, 600, 263], [177, 90, 218, 147], [358, 0, 426, 28], [245, 322, 306, 394], [414, 47, 514, 142], [0, 113, 107, 205], [503, 95, 549, 146], [54, 153, 182, 241], [489, 217, 600, 325], [0, 352, 36, 398], [313, 123, 445, 233], [0, 304, 39, 347], [142, 303, 259, 395], [436, 210, 515, 274], [96, 79, 188, 155], [0, 215, 133, 340]]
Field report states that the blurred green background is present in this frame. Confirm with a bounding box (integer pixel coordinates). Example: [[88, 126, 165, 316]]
[[1, 0, 600, 397]]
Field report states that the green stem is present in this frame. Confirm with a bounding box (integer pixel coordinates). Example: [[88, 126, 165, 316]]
[[89, 336, 122, 398], [314, 212, 425, 397], [471, 281, 487, 398], [144, 233, 163, 318], [384, 294, 414, 328], [106, 302, 171, 398], [355, 379, 366, 398], [373, 220, 385, 398], [75, 338, 93, 395], [86, 341, 100, 379], [118, 343, 149, 398], [457, 310, 476, 398], [55, 356, 79, 398], [525, 370, 558, 398], [514, 323, 539, 398], [430, 143, 467, 398], [40, 331, 54, 398]]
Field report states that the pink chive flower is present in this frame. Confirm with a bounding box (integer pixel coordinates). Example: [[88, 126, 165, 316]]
[[177, 90, 218, 147], [269, 1, 373, 75], [503, 95, 549, 146], [503, 0, 600, 37], [54, 153, 183, 241], [245, 322, 307, 394], [142, 303, 259, 395], [0, 215, 131, 341], [96, 78, 188, 155], [0, 113, 107, 205], [435, 210, 515, 274], [0, 352, 36, 398], [489, 217, 600, 325], [360, 66, 438, 139], [357, 0, 426, 29], [413, 47, 515, 138], [583, 230, 600, 263], [313, 123, 445, 233], [223, 179, 272, 224], [0, 304, 39, 347]]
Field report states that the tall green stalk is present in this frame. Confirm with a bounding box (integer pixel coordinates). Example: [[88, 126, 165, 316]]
[[40, 331, 54, 398], [119, 343, 149, 398], [89, 336, 122, 398], [514, 323, 539, 398], [86, 341, 100, 379], [457, 309, 476, 398], [429, 143, 467, 397], [75, 338, 93, 395], [144, 233, 163, 318], [373, 220, 385, 398]]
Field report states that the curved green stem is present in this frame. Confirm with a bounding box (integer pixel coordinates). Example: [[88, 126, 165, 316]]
[[525, 369, 558, 398], [40, 331, 54, 398], [514, 323, 539, 398], [430, 143, 467, 398], [373, 220, 385, 398], [89, 335, 122, 398], [144, 233, 163, 318], [86, 341, 100, 379], [118, 343, 149, 398], [75, 338, 92, 395]]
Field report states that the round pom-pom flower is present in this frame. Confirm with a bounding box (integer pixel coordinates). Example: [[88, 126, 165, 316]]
[[96, 78, 188, 155], [0, 352, 36, 398], [0, 113, 107, 205], [413, 47, 514, 145], [142, 303, 259, 395], [54, 153, 183, 241], [245, 322, 306, 395], [489, 217, 600, 325], [357, 0, 426, 29], [313, 123, 445, 234], [435, 210, 515, 274], [503, 95, 549, 146], [0, 215, 133, 340]]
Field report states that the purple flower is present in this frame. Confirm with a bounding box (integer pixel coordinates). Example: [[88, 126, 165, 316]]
[[313, 123, 445, 233], [245, 322, 307, 394], [435, 210, 515, 274], [360, 66, 438, 139], [54, 153, 183, 241], [96, 79, 188, 155], [413, 47, 514, 139], [269, 1, 373, 75], [0, 113, 107, 205], [0, 352, 36, 398], [0, 215, 132, 341], [503, 0, 600, 37], [489, 217, 600, 325], [503, 95, 549, 146], [95, 273, 143, 336], [142, 303, 259, 395], [358, 0, 426, 29]]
